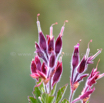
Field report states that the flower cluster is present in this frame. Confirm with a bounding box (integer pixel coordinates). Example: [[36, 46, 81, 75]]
[[30, 14, 68, 92], [70, 41, 103, 102], [29, 14, 104, 103], [72, 59, 104, 103]]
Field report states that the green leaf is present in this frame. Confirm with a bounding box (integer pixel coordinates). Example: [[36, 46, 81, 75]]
[[28, 96, 38, 103], [86, 101, 89, 103], [32, 86, 41, 103], [37, 79, 45, 93], [55, 84, 68, 103], [41, 93, 55, 103], [50, 84, 57, 95], [61, 99, 69, 103]]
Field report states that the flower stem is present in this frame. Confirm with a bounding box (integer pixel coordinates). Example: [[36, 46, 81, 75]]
[[45, 85, 47, 93], [49, 78, 51, 93], [69, 90, 74, 103]]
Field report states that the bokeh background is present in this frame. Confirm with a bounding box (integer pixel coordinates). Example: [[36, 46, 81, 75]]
[[0, 0, 104, 103]]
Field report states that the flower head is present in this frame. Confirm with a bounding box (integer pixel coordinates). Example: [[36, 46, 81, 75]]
[[30, 14, 68, 91]]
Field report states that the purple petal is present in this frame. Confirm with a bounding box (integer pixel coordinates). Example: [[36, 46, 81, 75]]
[[77, 57, 87, 73], [39, 32, 47, 52], [87, 49, 102, 62], [49, 53, 56, 68], [77, 74, 89, 82], [72, 43, 80, 70], [34, 56, 41, 71], [47, 36, 54, 54], [41, 62, 47, 75], [52, 62, 62, 86], [79, 87, 95, 99], [31, 60, 37, 74], [55, 35, 62, 55], [35, 42, 47, 63]]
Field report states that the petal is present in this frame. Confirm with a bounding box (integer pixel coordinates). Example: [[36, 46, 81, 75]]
[[98, 73, 104, 79], [49, 53, 56, 68], [79, 87, 95, 99], [52, 62, 62, 86], [30, 73, 40, 79], [39, 32, 47, 52], [35, 42, 47, 63], [87, 49, 102, 62], [41, 62, 47, 75], [77, 57, 87, 73], [77, 74, 89, 82], [71, 43, 80, 70], [35, 56, 41, 71], [47, 36, 54, 54], [31, 60, 37, 74], [55, 35, 62, 56], [37, 70, 47, 79]]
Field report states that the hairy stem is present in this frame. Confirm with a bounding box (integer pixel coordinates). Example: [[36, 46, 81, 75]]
[[69, 90, 74, 103]]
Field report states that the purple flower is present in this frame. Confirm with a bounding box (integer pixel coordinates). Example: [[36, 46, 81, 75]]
[[72, 87, 95, 103], [87, 59, 104, 86]]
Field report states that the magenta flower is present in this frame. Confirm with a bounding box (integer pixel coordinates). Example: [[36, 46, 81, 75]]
[[72, 86, 95, 103]]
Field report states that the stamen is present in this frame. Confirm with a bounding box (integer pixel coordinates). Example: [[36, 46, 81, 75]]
[[63, 20, 68, 26], [91, 48, 102, 60], [85, 40, 92, 59], [37, 13, 42, 33], [96, 59, 100, 69], [59, 52, 64, 62], [50, 22, 58, 39], [37, 13, 40, 21], [60, 20, 68, 37], [79, 39, 82, 44], [88, 39, 92, 48], [51, 22, 58, 27]]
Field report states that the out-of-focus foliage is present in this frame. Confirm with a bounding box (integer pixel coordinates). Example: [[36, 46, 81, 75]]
[[0, 0, 104, 103]]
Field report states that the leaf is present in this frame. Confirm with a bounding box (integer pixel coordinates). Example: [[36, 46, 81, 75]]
[[55, 84, 68, 103], [32, 86, 41, 103], [28, 96, 38, 103], [50, 84, 57, 95], [86, 101, 89, 103], [41, 93, 55, 103], [61, 99, 69, 103]]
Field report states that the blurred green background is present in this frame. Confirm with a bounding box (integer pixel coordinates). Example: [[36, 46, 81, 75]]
[[0, 0, 104, 103]]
